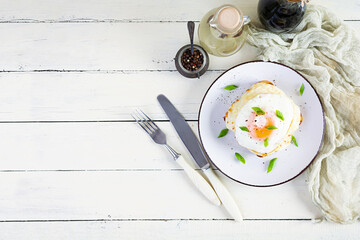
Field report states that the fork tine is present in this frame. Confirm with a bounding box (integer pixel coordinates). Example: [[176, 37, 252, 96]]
[[136, 109, 158, 132], [138, 109, 159, 130], [132, 113, 152, 135], [131, 113, 148, 133], [134, 111, 154, 134], [135, 110, 152, 132]]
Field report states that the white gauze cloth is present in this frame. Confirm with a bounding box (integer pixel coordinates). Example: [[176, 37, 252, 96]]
[[246, 5, 360, 224]]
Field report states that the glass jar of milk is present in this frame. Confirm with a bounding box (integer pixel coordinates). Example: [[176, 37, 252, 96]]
[[198, 5, 250, 57]]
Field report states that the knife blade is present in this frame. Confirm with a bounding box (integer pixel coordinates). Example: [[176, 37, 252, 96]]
[[157, 94, 243, 222], [157, 95, 209, 169]]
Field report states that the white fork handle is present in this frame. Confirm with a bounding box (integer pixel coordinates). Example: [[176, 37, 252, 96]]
[[176, 155, 221, 206], [203, 167, 243, 222]]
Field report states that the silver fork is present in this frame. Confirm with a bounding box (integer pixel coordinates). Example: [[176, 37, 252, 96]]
[[132, 110, 220, 206]]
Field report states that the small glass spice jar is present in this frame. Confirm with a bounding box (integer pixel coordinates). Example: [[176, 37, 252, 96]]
[[175, 44, 209, 78]]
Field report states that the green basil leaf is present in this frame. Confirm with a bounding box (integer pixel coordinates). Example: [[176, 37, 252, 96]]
[[252, 107, 265, 115], [300, 83, 305, 96], [264, 138, 269, 147], [276, 110, 284, 121], [224, 85, 238, 91], [239, 126, 249, 132], [235, 152, 245, 164], [267, 158, 277, 173], [218, 128, 229, 138], [291, 135, 298, 147], [265, 126, 277, 130]]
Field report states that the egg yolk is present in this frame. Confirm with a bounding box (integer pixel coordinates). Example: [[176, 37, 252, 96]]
[[247, 112, 275, 141]]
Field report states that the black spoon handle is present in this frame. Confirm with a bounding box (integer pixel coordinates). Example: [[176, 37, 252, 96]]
[[187, 21, 195, 55]]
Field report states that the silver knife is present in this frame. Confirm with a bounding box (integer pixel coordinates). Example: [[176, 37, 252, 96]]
[[157, 94, 243, 222]]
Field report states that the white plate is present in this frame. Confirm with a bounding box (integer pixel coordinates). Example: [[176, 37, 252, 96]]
[[198, 61, 324, 187]]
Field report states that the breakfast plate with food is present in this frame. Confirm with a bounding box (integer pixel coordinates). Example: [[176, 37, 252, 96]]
[[198, 61, 324, 187]]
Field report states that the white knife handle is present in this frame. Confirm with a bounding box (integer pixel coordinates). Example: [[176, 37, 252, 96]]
[[176, 155, 221, 206], [203, 167, 243, 222]]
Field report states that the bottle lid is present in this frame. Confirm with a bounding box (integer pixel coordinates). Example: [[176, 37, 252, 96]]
[[218, 6, 241, 33]]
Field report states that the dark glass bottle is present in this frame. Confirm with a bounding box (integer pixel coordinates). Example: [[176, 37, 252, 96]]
[[258, 0, 306, 33]]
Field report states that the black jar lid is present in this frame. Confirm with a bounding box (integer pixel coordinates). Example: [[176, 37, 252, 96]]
[[175, 44, 209, 78]]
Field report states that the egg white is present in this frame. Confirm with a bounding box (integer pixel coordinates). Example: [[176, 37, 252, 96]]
[[225, 81, 301, 156], [235, 94, 293, 154]]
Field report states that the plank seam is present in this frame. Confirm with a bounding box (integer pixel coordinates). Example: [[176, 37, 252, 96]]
[[0, 19, 357, 24], [0, 69, 225, 73], [0, 169, 188, 172], [0, 218, 312, 223], [0, 169, 224, 172], [0, 19, 201, 24]]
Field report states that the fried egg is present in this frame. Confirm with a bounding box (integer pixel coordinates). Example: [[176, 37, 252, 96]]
[[225, 81, 301, 157]]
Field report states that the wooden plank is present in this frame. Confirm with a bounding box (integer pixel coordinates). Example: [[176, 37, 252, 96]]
[[0, 171, 319, 220], [0, 122, 200, 170], [0, 22, 358, 72], [0, 220, 359, 240], [0, 0, 358, 22], [0, 23, 259, 71], [0, 72, 222, 121]]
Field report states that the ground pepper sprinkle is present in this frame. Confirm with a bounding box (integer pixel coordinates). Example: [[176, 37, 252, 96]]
[[181, 48, 204, 71]]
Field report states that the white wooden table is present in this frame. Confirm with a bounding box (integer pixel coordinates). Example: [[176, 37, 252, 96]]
[[0, 0, 359, 239]]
